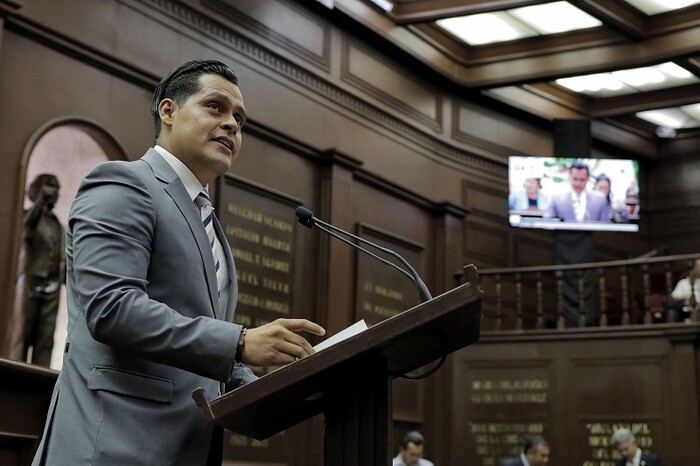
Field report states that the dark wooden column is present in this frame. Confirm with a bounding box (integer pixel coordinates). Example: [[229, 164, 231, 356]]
[[428, 201, 467, 464], [317, 149, 363, 336]]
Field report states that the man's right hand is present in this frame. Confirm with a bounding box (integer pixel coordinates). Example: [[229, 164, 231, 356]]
[[243, 318, 325, 366]]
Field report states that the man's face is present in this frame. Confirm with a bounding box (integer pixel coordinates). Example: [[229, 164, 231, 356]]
[[524, 178, 539, 196], [569, 167, 589, 194], [526, 444, 550, 466], [400, 442, 424, 466], [615, 441, 637, 460], [159, 73, 246, 185]]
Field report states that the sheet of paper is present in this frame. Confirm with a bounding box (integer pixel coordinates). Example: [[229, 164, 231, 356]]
[[313, 319, 368, 353]]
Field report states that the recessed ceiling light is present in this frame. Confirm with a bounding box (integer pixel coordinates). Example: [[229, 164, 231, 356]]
[[437, 13, 537, 45], [510, 1, 601, 34], [636, 109, 692, 128], [623, 0, 700, 15], [555, 62, 699, 96]]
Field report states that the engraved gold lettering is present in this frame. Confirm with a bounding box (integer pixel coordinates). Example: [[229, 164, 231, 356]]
[[373, 285, 403, 301], [261, 257, 290, 273], [262, 277, 290, 294], [262, 235, 291, 252], [232, 248, 254, 263], [226, 225, 260, 243]]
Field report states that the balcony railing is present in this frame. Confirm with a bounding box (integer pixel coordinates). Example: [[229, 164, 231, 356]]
[[463, 253, 700, 331]]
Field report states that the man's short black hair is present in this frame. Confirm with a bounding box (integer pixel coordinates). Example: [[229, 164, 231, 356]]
[[569, 159, 590, 175], [401, 431, 425, 448], [150, 59, 239, 137], [524, 435, 548, 454]]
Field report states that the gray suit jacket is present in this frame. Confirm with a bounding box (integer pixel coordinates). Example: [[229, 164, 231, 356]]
[[544, 190, 610, 222], [32, 149, 256, 466]]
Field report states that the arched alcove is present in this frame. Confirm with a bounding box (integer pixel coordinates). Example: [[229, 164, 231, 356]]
[[8, 119, 126, 370]]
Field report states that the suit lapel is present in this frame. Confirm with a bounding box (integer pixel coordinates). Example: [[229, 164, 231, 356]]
[[142, 149, 219, 319]]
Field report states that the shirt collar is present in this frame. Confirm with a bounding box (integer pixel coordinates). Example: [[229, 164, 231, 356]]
[[153, 145, 206, 201], [628, 448, 641, 466], [520, 453, 531, 466]]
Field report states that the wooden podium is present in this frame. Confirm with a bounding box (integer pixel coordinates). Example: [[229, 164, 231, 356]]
[[193, 265, 482, 465]]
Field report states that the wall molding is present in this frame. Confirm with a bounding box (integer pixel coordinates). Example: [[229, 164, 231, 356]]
[[140, 0, 506, 175]]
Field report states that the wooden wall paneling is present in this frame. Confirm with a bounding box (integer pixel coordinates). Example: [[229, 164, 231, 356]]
[[354, 223, 426, 326], [667, 337, 700, 465], [463, 221, 509, 266], [648, 150, 700, 253], [452, 328, 700, 466], [347, 174, 458, 464], [341, 37, 442, 132], [453, 101, 553, 159], [318, 149, 362, 336], [424, 203, 467, 466], [451, 359, 555, 466], [513, 233, 554, 267], [433, 203, 468, 294], [202, 0, 332, 72], [462, 181, 507, 223], [568, 356, 667, 465]]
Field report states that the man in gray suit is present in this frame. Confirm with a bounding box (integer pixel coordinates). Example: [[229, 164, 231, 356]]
[[544, 160, 610, 223], [32, 60, 325, 466]]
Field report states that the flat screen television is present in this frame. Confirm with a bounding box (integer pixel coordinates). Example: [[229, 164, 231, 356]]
[[508, 156, 639, 232]]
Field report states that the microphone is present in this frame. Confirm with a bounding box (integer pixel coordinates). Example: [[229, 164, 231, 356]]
[[295, 206, 432, 303]]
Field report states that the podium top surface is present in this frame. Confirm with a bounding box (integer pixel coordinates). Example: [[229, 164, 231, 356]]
[[193, 268, 482, 439]]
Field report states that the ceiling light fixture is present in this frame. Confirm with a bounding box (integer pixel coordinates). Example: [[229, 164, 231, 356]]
[[437, 13, 532, 45], [510, 1, 601, 34], [369, 0, 393, 12]]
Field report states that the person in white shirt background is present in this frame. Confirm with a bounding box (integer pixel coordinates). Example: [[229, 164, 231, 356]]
[[393, 431, 435, 466]]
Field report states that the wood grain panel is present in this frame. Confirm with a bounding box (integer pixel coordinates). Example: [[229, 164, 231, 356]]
[[462, 181, 507, 220], [464, 222, 508, 264], [454, 102, 552, 156], [205, 0, 331, 70], [342, 39, 442, 130], [513, 234, 554, 267]]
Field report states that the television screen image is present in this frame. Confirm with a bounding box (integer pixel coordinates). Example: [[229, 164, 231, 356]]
[[508, 156, 639, 232]]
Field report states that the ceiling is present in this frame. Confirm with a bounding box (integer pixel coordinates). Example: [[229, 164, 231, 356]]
[[314, 0, 700, 155]]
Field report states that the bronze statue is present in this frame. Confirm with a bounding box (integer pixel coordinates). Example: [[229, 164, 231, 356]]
[[19, 173, 65, 366]]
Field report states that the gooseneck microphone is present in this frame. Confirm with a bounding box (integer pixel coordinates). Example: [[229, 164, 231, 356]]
[[295, 206, 432, 303]]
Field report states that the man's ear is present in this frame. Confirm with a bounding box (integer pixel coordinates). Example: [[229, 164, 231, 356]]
[[158, 98, 177, 129]]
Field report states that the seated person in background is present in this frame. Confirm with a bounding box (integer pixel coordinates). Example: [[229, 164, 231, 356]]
[[509, 177, 550, 212], [500, 436, 550, 466], [610, 428, 662, 466], [393, 431, 435, 466], [671, 259, 700, 320], [544, 160, 609, 222], [594, 174, 629, 223]]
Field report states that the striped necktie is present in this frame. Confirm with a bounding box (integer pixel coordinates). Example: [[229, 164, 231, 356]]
[[195, 190, 225, 297]]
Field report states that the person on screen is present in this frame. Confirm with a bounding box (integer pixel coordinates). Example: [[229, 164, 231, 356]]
[[594, 173, 628, 223], [509, 177, 550, 211], [544, 160, 609, 222], [610, 428, 662, 466], [499, 436, 550, 466], [31, 60, 325, 466]]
